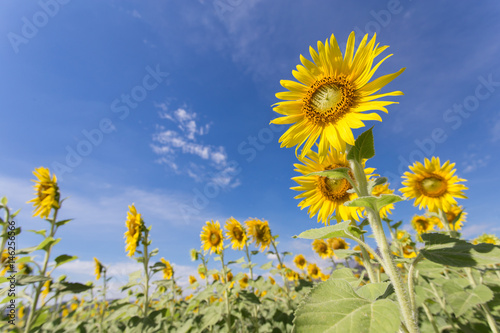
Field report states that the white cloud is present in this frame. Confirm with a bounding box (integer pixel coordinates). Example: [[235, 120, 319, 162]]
[[462, 153, 490, 173]]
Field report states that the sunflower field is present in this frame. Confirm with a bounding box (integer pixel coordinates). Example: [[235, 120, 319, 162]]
[[2, 31, 500, 333]]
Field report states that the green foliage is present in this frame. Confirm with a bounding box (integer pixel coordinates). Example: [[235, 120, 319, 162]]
[[347, 127, 375, 163], [293, 221, 365, 241]]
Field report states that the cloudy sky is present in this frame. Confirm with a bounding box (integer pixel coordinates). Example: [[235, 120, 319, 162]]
[[1, 0, 499, 294]]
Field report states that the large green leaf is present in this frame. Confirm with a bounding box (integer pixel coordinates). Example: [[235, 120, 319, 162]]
[[356, 282, 392, 301], [54, 254, 78, 268], [446, 284, 494, 316], [293, 279, 401, 333], [347, 127, 375, 163], [293, 221, 365, 241]]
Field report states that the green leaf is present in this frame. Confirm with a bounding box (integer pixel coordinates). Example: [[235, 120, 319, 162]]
[[331, 249, 360, 259], [228, 257, 245, 265], [356, 282, 392, 301], [347, 127, 375, 163], [54, 254, 78, 268], [0, 197, 7, 206], [420, 233, 500, 267], [35, 237, 60, 251], [251, 250, 259, 255], [17, 275, 51, 285], [446, 284, 494, 316], [330, 268, 359, 288], [55, 219, 72, 227], [293, 221, 365, 241], [149, 248, 159, 257], [260, 261, 274, 270], [293, 279, 400, 333], [27, 229, 47, 237], [57, 281, 93, 293], [345, 194, 404, 212]]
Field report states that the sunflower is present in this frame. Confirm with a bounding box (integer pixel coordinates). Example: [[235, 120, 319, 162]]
[[271, 32, 404, 161], [0, 250, 9, 276], [328, 237, 349, 250], [396, 230, 411, 245], [245, 218, 272, 252], [307, 263, 321, 279], [212, 273, 220, 282], [269, 276, 276, 285], [239, 274, 249, 289], [200, 220, 224, 254], [401, 157, 468, 212], [27, 167, 60, 219], [294, 254, 307, 270], [371, 183, 395, 219], [473, 234, 500, 245], [286, 269, 299, 281], [160, 258, 173, 279], [94, 257, 104, 280], [292, 148, 375, 224], [189, 275, 197, 285], [320, 273, 330, 281], [312, 239, 333, 258], [433, 205, 467, 231], [225, 217, 247, 250], [124, 204, 143, 257], [198, 265, 206, 280], [402, 245, 417, 259], [411, 215, 434, 234], [41, 279, 52, 304]]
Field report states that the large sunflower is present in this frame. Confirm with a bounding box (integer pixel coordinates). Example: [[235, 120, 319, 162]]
[[225, 217, 247, 250], [312, 239, 333, 259], [27, 167, 60, 219], [245, 218, 272, 252], [401, 157, 467, 212], [200, 220, 224, 254], [271, 32, 404, 161], [292, 148, 374, 224], [124, 204, 143, 257]]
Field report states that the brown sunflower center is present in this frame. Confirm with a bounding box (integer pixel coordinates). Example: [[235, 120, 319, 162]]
[[297, 258, 305, 266], [318, 164, 353, 201], [415, 218, 430, 231], [302, 75, 357, 126], [232, 227, 244, 242], [446, 211, 457, 223], [317, 243, 328, 254], [210, 232, 221, 246], [418, 175, 447, 197], [331, 239, 346, 250]]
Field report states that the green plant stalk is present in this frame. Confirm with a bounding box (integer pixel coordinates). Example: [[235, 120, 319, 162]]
[[201, 254, 210, 288], [408, 253, 423, 321], [170, 276, 175, 320], [357, 242, 378, 283], [99, 269, 107, 333], [219, 250, 232, 332], [271, 238, 291, 301], [24, 206, 59, 333], [429, 282, 458, 331], [465, 268, 499, 333], [421, 303, 440, 333], [244, 242, 254, 281], [142, 228, 150, 319], [350, 159, 420, 333]]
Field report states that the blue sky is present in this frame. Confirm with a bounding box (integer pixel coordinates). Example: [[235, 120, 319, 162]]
[[1, 0, 500, 295]]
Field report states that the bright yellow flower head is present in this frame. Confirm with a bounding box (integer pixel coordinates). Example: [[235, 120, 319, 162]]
[[245, 218, 272, 252], [225, 217, 247, 250], [433, 205, 466, 231], [212, 273, 220, 282], [41, 279, 52, 303], [200, 220, 224, 254], [328, 237, 349, 250], [93, 257, 104, 280], [271, 32, 404, 161], [371, 183, 395, 219], [292, 148, 374, 224], [312, 239, 333, 259], [27, 167, 60, 219], [160, 258, 173, 279], [401, 157, 467, 212], [286, 269, 299, 281], [294, 254, 307, 270], [473, 233, 500, 245], [411, 215, 434, 234], [396, 230, 411, 245], [269, 276, 276, 285], [402, 245, 417, 258], [307, 263, 321, 279], [320, 272, 330, 281], [189, 275, 197, 285], [239, 274, 249, 289], [0, 250, 9, 276], [124, 204, 143, 257]]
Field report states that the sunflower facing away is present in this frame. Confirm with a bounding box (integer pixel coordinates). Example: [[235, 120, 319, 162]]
[[124, 204, 143, 257], [93, 257, 104, 280], [225, 217, 247, 250], [160, 258, 174, 279], [312, 239, 333, 259], [200, 220, 224, 254], [245, 218, 272, 252], [27, 167, 60, 219], [411, 215, 434, 234], [401, 157, 468, 212], [292, 148, 374, 224], [271, 32, 405, 161], [432, 205, 467, 231], [294, 254, 307, 270]]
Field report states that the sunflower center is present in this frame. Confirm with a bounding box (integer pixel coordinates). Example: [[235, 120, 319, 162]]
[[233, 228, 244, 242], [318, 164, 353, 201], [331, 239, 346, 250], [446, 211, 457, 223], [416, 218, 430, 231], [419, 175, 447, 197], [317, 243, 328, 254], [302, 75, 356, 126], [210, 232, 220, 245]]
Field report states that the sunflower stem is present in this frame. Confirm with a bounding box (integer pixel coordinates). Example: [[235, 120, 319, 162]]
[[422, 302, 440, 333], [438, 209, 458, 238], [142, 228, 150, 320], [271, 238, 292, 303], [219, 250, 232, 332], [244, 242, 254, 281]]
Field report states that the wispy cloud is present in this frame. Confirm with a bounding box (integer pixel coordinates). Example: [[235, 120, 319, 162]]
[[462, 153, 490, 174]]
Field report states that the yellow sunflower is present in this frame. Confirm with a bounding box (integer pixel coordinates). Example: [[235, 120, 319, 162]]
[[0, 250, 9, 276], [93, 257, 104, 280], [189, 275, 197, 285], [293, 254, 307, 270], [286, 269, 299, 281], [328, 237, 349, 250], [245, 218, 272, 252], [271, 32, 404, 161], [433, 205, 467, 231], [312, 239, 333, 258], [292, 148, 374, 224], [401, 245, 417, 259], [124, 204, 143, 257], [27, 167, 60, 219], [411, 215, 434, 234], [396, 230, 411, 245], [239, 274, 249, 289], [473, 234, 500, 245], [225, 217, 247, 250], [371, 183, 395, 219], [269, 276, 276, 285], [41, 279, 51, 303], [401, 157, 468, 212], [200, 220, 224, 254], [307, 263, 321, 279], [320, 273, 330, 281], [160, 258, 173, 279]]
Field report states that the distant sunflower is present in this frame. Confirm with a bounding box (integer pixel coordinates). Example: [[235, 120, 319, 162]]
[[307, 263, 321, 279], [271, 32, 405, 161], [0, 250, 9, 276], [312, 239, 333, 259], [292, 148, 374, 224], [396, 230, 411, 245], [93, 257, 104, 280], [27, 167, 60, 219], [328, 237, 349, 250], [124, 204, 143, 257], [189, 275, 197, 285], [225, 217, 247, 250], [473, 234, 500, 245], [160, 258, 173, 279], [200, 220, 224, 254], [401, 157, 467, 212], [245, 218, 272, 252], [411, 215, 434, 234], [293, 254, 307, 270], [434, 205, 466, 231], [41, 279, 52, 304], [239, 274, 249, 289], [371, 183, 395, 219], [401, 245, 416, 259]]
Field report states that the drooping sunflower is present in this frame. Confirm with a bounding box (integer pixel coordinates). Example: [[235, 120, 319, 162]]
[[312, 239, 333, 259], [293, 254, 307, 270], [411, 215, 434, 234], [307, 263, 321, 279], [124, 204, 143, 257], [292, 148, 374, 224], [245, 218, 272, 252], [433, 205, 467, 231], [271, 32, 405, 161], [225, 217, 247, 250], [93, 257, 104, 280], [160, 258, 173, 279], [371, 183, 395, 219], [401, 157, 468, 212], [473, 234, 500, 245], [200, 220, 224, 254], [27, 167, 60, 219]]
